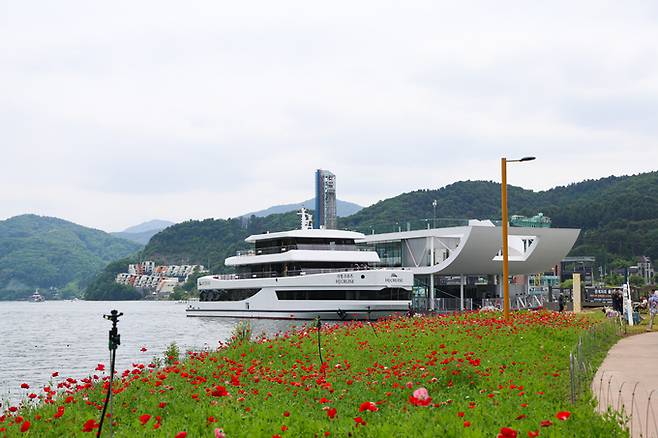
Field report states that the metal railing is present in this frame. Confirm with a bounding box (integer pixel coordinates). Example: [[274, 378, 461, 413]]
[[211, 266, 379, 280], [480, 295, 546, 310], [235, 243, 374, 257], [567, 319, 657, 436], [411, 297, 473, 312]]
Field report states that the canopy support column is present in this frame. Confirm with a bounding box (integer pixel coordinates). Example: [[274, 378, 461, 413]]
[[460, 274, 465, 311]]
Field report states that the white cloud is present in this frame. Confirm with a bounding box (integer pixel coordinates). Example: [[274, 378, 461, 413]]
[[1, 0, 658, 230]]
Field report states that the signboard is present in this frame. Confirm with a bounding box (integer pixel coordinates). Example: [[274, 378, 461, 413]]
[[623, 283, 634, 326], [583, 287, 621, 306], [573, 274, 582, 313]]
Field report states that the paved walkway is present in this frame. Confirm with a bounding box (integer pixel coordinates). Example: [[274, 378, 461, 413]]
[[593, 332, 658, 438]]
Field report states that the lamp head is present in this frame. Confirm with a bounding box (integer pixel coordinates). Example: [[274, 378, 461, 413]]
[[519, 156, 536, 162]]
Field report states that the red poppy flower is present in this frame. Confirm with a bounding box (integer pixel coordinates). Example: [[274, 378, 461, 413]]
[[354, 417, 367, 426], [283, 411, 290, 417], [327, 408, 337, 419], [498, 427, 518, 438], [211, 385, 229, 397], [51, 372, 59, 377], [457, 412, 465, 417], [527, 431, 539, 437], [20, 420, 30, 433], [556, 411, 571, 421], [95, 364, 105, 371], [175, 432, 187, 438], [139, 414, 151, 425], [54, 407, 65, 419], [20, 383, 29, 389], [281, 425, 288, 432], [408, 395, 432, 406], [81, 419, 99, 432], [207, 416, 217, 423], [140, 347, 148, 352], [159, 402, 167, 408], [540, 420, 552, 427], [359, 401, 378, 412], [464, 421, 471, 427]]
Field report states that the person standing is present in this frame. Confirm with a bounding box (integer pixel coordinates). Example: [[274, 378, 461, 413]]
[[647, 291, 658, 331], [558, 293, 565, 312], [612, 290, 624, 314]]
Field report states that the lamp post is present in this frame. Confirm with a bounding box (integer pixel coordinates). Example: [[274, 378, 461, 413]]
[[432, 200, 437, 228], [501, 156, 535, 320]]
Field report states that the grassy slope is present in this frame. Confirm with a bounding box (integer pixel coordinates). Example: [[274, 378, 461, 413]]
[[3, 311, 625, 437]]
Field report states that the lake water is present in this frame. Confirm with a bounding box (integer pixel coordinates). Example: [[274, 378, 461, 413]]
[[0, 301, 298, 405]]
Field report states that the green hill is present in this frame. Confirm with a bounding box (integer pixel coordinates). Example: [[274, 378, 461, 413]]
[[133, 171, 658, 277], [0, 215, 142, 300]]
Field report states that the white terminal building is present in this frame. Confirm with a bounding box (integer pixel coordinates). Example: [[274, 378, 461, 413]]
[[357, 219, 579, 311]]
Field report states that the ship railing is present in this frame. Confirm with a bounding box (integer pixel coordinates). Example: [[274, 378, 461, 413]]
[[211, 266, 387, 280], [235, 243, 375, 257]]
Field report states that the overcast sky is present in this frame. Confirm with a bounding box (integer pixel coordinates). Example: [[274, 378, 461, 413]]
[[2, 1, 658, 231]]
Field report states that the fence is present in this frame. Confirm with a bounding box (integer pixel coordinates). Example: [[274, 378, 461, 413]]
[[571, 317, 658, 437], [481, 294, 546, 311], [411, 297, 473, 312], [569, 318, 623, 404]]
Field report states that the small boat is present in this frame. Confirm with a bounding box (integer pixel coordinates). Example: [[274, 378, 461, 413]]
[[30, 290, 45, 302]]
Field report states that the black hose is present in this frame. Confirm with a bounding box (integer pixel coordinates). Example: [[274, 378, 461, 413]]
[[96, 348, 116, 437], [316, 317, 323, 367], [97, 310, 122, 438]]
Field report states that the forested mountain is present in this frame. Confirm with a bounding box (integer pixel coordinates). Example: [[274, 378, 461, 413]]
[[111, 219, 176, 245], [84, 171, 658, 299], [0, 215, 141, 300], [130, 171, 658, 277], [121, 219, 176, 234], [242, 198, 363, 218], [341, 172, 658, 264]]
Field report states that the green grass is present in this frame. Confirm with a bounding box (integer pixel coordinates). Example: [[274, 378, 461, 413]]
[[2, 311, 626, 437]]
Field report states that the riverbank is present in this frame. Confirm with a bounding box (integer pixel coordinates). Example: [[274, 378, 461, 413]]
[[2, 311, 625, 436], [0, 301, 295, 406]]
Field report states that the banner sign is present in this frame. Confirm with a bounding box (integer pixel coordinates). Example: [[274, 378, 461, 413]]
[[583, 287, 621, 306]]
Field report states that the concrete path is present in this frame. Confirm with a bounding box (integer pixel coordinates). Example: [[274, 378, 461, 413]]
[[593, 332, 658, 438]]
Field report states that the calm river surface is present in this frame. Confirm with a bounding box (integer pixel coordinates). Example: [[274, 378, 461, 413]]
[[0, 301, 298, 404]]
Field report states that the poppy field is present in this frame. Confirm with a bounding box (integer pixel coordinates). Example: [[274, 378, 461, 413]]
[[1, 311, 626, 437]]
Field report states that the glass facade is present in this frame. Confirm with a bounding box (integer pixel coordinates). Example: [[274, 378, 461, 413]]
[[371, 241, 402, 267], [200, 289, 261, 301], [276, 288, 410, 301]]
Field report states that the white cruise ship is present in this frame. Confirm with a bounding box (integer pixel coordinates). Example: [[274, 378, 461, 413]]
[[186, 209, 413, 320]]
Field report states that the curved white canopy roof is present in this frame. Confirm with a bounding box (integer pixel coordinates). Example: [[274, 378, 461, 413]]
[[361, 225, 580, 276]]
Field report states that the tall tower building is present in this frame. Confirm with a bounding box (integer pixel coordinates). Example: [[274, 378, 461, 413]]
[[314, 169, 337, 229]]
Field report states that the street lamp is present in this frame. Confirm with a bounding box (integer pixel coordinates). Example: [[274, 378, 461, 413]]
[[432, 200, 437, 228], [501, 156, 536, 320]]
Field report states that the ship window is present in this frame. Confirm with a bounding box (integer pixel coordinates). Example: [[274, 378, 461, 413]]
[[275, 288, 410, 301], [199, 288, 260, 301]]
